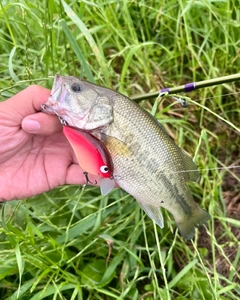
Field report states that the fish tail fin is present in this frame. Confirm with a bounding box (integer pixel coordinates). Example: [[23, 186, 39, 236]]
[[176, 205, 210, 240]]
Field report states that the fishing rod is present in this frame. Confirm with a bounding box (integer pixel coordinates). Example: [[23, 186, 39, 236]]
[[131, 73, 240, 107]]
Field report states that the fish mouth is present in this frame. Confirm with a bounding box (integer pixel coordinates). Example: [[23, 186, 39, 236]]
[[44, 75, 68, 107], [41, 75, 67, 111], [49, 75, 66, 104], [41, 103, 56, 114], [41, 103, 69, 126], [41, 75, 68, 123], [41, 74, 78, 127]]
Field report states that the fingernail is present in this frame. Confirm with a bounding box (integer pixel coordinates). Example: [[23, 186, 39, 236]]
[[22, 119, 40, 133]]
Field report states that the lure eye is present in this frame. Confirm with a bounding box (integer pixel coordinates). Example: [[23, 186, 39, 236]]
[[100, 165, 109, 174], [71, 82, 81, 92]]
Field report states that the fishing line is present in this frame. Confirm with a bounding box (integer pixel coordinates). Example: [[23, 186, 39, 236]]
[[183, 91, 240, 103], [166, 91, 240, 110], [165, 165, 240, 176]]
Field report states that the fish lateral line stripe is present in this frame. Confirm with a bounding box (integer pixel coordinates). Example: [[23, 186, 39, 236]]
[[160, 165, 240, 175]]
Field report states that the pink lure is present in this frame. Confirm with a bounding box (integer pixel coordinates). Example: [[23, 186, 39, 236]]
[[63, 125, 114, 179]]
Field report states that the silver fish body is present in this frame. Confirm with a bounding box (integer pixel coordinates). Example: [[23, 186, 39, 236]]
[[43, 75, 210, 239]]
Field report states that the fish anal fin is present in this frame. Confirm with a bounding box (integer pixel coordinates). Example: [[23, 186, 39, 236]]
[[138, 202, 164, 228]]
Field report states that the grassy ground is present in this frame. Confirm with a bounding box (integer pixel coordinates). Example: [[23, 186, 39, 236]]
[[0, 0, 240, 299]]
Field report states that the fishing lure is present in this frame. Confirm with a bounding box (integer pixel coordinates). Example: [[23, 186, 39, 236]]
[[63, 125, 115, 196]]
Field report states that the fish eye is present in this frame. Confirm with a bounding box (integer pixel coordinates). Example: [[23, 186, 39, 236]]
[[71, 82, 81, 92], [100, 165, 109, 173]]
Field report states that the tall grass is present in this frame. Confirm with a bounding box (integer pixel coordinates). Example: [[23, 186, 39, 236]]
[[0, 0, 240, 299]]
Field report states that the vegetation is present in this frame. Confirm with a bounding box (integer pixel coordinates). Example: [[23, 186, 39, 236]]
[[0, 0, 240, 299]]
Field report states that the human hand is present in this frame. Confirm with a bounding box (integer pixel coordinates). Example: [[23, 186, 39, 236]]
[[0, 85, 97, 201]]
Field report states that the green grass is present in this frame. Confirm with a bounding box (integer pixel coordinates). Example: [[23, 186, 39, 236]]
[[0, 0, 240, 299]]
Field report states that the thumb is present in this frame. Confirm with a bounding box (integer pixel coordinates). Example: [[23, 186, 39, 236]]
[[22, 112, 63, 135]]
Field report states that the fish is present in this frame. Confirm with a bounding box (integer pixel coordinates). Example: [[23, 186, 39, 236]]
[[63, 125, 115, 196], [42, 74, 210, 240]]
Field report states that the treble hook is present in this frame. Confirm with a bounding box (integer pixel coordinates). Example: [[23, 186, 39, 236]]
[[41, 104, 69, 126], [83, 172, 97, 185]]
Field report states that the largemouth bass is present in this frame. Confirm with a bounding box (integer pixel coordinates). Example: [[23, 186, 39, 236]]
[[42, 75, 210, 240]]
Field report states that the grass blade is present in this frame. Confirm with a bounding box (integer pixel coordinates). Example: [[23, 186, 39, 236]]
[[168, 258, 198, 288], [59, 19, 95, 82], [15, 243, 24, 299], [61, 0, 110, 85], [9, 47, 20, 82]]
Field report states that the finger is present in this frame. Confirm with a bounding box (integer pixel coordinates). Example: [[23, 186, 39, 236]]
[[4, 85, 51, 123], [22, 112, 62, 135]]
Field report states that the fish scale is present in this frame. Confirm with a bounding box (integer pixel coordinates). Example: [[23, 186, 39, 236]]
[[106, 101, 188, 202], [43, 75, 210, 240]]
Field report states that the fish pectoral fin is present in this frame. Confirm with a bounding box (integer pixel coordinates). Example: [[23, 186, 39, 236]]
[[181, 149, 200, 182], [138, 202, 164, 228], [100, 178, 115, 196], [101, 133, 133, 157]]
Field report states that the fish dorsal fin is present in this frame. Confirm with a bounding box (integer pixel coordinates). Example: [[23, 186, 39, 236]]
[[100, 178, 115, 196], [180, 150, 200, 182], [138, 202, 164, 228]]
